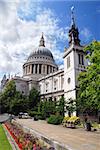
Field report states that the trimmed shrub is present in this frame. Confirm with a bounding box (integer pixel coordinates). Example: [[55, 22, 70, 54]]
[[28, 111, 41, 117], [28, 111, 46, 120], [37, 115, 46, 120], [47, 115, 63, 125]]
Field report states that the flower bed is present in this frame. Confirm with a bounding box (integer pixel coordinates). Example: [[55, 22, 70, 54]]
[[62, 116, 80, 128], [4, 122, 54, 150]]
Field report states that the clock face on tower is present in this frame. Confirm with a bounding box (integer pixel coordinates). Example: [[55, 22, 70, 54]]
[[68, 77, 71, 84]]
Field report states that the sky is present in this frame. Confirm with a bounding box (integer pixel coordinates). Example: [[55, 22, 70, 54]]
[[0, 0, 100, 81]]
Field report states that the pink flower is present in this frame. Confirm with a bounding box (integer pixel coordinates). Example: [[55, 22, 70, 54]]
[[33, 144, 36, 150]]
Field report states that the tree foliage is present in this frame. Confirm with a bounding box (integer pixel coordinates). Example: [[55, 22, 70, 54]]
[[37, 99, 56, 119], [36, 96, 66, 120], [0, 80, 16, 113], [0, 80, 40, 115], [57, 96, 65, 117], [28, 87, 40, 110], [77, 41, 100, 114], [66, 99, 76, 117]]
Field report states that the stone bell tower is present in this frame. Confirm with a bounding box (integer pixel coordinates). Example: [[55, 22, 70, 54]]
[[63, 7, 88, 115]]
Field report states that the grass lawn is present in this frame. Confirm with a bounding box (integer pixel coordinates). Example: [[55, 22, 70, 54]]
[[0, 124, 12, 150]]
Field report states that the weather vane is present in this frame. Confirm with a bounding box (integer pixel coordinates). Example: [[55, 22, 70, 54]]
[[71, 6, 74, 13]]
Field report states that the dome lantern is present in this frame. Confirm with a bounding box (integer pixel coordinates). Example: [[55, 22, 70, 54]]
[[39, 32, 45, 47]]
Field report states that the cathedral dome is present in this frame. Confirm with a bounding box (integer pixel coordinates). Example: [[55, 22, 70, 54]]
[[27, 33, 54, 62], [28, 46, 53, 61], [23, 33, 58, 80]]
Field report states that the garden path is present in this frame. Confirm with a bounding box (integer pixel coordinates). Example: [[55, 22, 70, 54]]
[[16, 119, 100, 150]]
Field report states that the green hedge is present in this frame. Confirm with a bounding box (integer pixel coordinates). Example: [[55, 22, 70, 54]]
[[47, 115, 63, 125]]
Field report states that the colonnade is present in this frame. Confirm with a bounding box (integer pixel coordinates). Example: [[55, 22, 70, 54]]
[[23, 64, 57, 75]]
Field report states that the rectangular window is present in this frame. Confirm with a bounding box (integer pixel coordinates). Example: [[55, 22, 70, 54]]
[[54, 80, 58, 90], [78, 54, 81, 64], [46, 83, 49, 92], [54, 81, 56, 90], [67, 56, 70, 68], [78, 54, 84, 65], [81, 55, 84, 65]]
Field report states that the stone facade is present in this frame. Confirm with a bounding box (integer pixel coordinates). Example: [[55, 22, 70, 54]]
[[39, 69, 64, 101]]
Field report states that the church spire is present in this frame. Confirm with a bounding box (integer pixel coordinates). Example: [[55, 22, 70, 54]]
[[71, 6, 75, 27], [39, 32, 45, 47], [68, 6, 80, 46]]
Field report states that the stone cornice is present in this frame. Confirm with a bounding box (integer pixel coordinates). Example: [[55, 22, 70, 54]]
[[63, 44, 84, 58], [38, 69, 64, 81]]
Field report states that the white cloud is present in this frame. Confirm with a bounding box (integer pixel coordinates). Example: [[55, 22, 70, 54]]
[[0, 0, 67, 80]]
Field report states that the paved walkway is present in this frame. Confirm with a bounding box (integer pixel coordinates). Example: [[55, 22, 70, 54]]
[[0, 113, 10, 123], [16, 119, 100, 150]]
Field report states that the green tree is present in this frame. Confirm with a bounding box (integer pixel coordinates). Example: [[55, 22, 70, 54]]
[[38, 100, 56, 119], [57, 96, 65, 117], [0, 80, 28, 115], [77, 41, 100, 115], [0, 80, 16, 113], [45, 99, 56, 117], [66, 99, 76, 117], [9, 97, 28, 115], [28, 87, 40, 110]]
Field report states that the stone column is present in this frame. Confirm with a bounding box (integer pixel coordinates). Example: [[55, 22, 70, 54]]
[[43, 65, 45, 74], [52, 67, 53, 73], [45, 65, 47, 74], [33, 64, 36, 74], [48, 66, 50, 74], [30, 65, 32, 74], [41, 65, 43, 74], [37, 64, 39, 74]]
